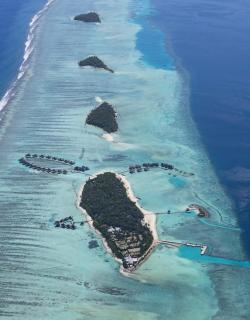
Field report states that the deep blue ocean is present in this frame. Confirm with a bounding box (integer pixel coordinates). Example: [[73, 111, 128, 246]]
[[1, 0, 250, 255], [0, 0, 45, 98], [150, 0, 250, 254]]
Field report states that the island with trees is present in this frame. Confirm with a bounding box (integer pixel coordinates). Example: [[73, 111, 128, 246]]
[[74, 12, 101, 23], [79, 172, 155, 271], [78, 56, 114, 73], [86, 102, 118, 133]]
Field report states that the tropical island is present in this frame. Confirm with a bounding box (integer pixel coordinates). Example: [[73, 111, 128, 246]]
[[74, 12, 101, 23], [86, 102, 118, 133], [78, 56, 114, 73], [79, 172, 156, 271]]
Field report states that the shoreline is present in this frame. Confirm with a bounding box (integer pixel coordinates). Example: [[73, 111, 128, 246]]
[[0, 0, 56, 113], [102, 133, 114, 142], [76, 174, 124, 269], [76, 171, 158, 274]]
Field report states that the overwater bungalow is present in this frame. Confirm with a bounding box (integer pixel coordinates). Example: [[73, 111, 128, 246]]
[[54, 221, 60, 227]]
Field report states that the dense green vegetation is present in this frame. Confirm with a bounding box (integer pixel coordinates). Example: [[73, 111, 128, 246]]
[[86, 102, 118, 133], [78, 56, 114, 73], [74, 12, 101, 23], [80, 172, 153, 267]]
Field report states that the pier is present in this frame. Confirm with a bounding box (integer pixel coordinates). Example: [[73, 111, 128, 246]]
[[157, 239, 208, 255]]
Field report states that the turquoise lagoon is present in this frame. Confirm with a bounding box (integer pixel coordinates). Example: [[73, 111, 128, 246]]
[[0, 0, 250, 319]]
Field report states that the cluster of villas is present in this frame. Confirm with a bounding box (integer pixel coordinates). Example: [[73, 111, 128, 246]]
[[128, 162, 194, 177], [129, 162, 174, 174], [25, 153, 75, 165], [186, 204, 209, 218], [74, 165, 90, 173], [19, 154, 90, 174], [54, 216, 76, 230], [107, 226, 147, 269], [19, 157, 68, 174]]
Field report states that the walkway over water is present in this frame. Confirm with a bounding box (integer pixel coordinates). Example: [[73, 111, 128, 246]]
[[179, 246, 250, 269], [158, 240, 250, 268]]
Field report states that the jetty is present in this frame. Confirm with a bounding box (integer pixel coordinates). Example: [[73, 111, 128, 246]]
[[157, 240, 208, 255]]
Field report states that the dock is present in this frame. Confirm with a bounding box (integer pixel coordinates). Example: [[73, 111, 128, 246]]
[[157, 240, 208, 255]]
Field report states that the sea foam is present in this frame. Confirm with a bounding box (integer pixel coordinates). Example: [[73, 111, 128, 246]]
[[0, 0, 56, 113]]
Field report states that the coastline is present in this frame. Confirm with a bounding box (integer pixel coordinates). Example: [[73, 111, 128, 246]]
[[102, 133, 114, 142], [0, 0, 56, 113], [76, 171, 158, 274], [116, 173, 158, 242]]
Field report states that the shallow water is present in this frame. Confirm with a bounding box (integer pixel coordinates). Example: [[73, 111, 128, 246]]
[[0, 0, 250, 319], [179, 246, 250, 268]]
